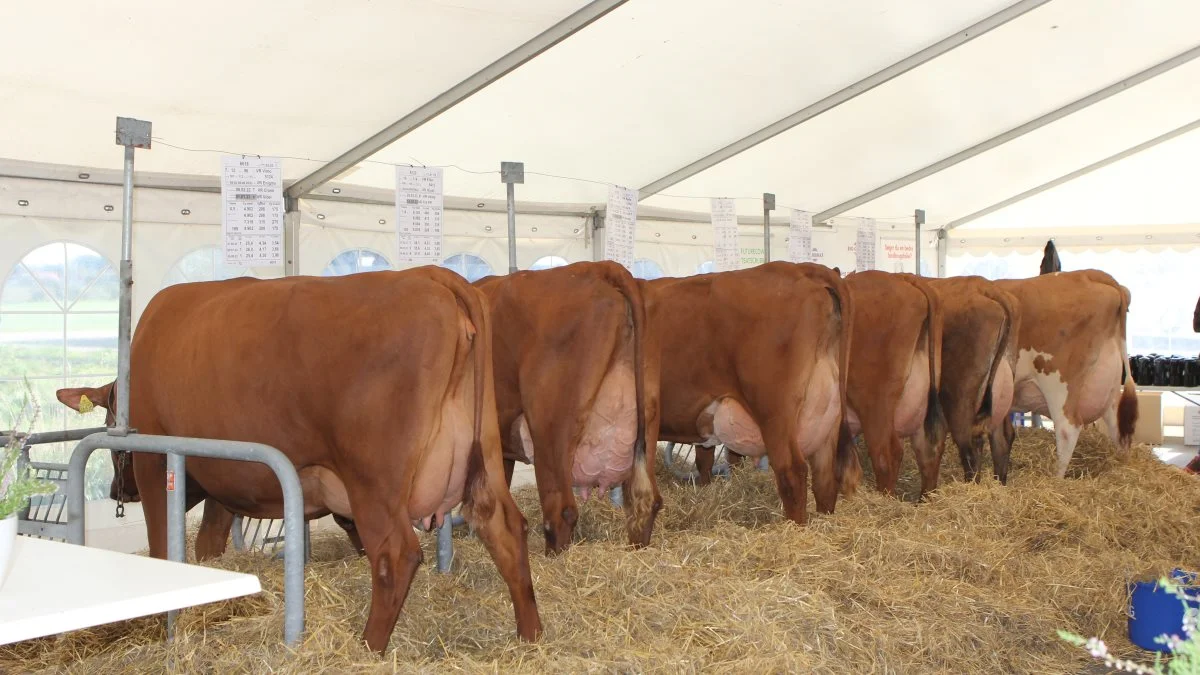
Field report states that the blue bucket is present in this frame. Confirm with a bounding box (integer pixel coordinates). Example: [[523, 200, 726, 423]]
[[1128, 569, 1200, 652]]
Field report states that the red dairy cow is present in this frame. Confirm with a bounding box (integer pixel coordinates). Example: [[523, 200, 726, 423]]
[[837, 271, 943, 497], [644, 262, 857, 523], [57, 268, 540, 652], [475, 261, 661, 553], [923, 276, 1021, 487], [993, 270, 1137, 477]]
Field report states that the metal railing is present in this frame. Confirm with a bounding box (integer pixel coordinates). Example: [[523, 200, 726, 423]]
[[11, 428, 108, 541], [65, 432, 306, 645]]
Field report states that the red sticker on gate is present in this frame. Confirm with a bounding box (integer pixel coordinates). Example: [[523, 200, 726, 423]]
[[166, 471, 175, 491]]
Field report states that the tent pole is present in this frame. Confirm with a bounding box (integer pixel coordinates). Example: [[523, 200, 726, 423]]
[[112, 117, 151, 435], [762, 193, 775, 265], [501, 162, 524, 274]]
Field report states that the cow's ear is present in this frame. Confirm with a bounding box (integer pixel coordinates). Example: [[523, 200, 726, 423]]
[[831, 266, 841, 276], [56, 387, 94, 412], [56, 383, 112, 414]]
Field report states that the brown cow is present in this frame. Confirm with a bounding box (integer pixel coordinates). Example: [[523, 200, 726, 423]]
[[993, 270, 1137, 477], [57, 268, 541, 652], [644, 262, 857, 524], [838, 271, 943, 497], [475, 261, 661, 554], [924, 276, 1020, 486]]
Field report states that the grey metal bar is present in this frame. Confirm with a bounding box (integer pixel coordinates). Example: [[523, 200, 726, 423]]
[[22, 428, 109, 445], [113, 117, 150, 435], [436, 516, 453, 573], [286, 0, 629, 198], [914, 209, 925, 275], [812, 45, 1200, 224], [762, 193, 775, 264], [501, 161, 524, 274], [65, 432, 305, 646], [943, 117, 1200, 231], [936, 229, 948, 278], [165, 451, 186, 639], [507, 183, 518, 274], [636, 0, 1052, 198], [231, 514, 246, 552], [590, 208, 603, 262]]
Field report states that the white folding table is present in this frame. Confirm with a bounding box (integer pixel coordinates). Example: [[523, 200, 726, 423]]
[[0, 536, 261, 645]]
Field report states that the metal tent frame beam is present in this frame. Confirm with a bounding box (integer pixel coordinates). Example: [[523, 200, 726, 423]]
[[943, 117, 1200, 231], [812, 44, 1200, 224], [285, 0, 629, 199], [635, 0, 1052, 200]]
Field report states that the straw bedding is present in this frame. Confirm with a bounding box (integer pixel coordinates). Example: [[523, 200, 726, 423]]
[[2, 427, 1198, 673]]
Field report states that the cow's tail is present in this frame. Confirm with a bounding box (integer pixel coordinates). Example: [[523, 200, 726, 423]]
[[441, 272, 491, 470], [827, 272, 859, 497], [597, 262, 660, 547], [900, 275, 943, 442], [976, 285, 1017, 423], [596, 263, 647, 467], [1114, 283, 1138, 451]]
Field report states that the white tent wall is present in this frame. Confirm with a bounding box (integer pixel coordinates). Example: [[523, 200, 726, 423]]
[[295, 200, 593, 276], [945, 226, 1200, 356]]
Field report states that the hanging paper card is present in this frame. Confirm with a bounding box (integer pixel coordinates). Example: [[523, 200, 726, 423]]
[[395, 166, 443, 263], [221, 156, 283, 267], [711, 198, 739, 272], [788, 209, 813, 263], [605, 185, 637, 270]]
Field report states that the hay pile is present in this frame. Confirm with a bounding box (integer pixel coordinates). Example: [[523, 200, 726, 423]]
[[3, 427, 1199, 673]]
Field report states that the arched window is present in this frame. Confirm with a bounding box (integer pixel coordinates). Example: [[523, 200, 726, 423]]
[[695, 260, 715, 275], [163, 246, 253, 288], [322, 249, 392, 276], [0, 242, 118, 500], [632, 258, 665, 281], [529, 255, 569, 271], [442, 253, 495, 283]]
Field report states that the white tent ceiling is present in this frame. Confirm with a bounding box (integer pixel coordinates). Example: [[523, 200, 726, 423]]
[[2, 0, 1198, 230]]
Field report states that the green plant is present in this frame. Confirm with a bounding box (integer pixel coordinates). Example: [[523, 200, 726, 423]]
[[1059, 577, 1200, 674], [0, 380, 56, 520]]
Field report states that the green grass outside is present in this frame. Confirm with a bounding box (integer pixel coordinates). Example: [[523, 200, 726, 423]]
[[2, 344, 117, 500]]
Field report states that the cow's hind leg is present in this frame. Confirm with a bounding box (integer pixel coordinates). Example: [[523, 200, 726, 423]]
[[463, 446, 542, 642], [910, 430, 941, 499], [989, 416, 1016, 484], [861, 414, 902, 496], [1051, 416, 1082, 478], [761, 421, 809, 524], [332, 514, 366, 556], [948, 412, 983, 483], [194, 498, 235, 561], [693, 445, 715, 486], [346, 493, 423, 653]]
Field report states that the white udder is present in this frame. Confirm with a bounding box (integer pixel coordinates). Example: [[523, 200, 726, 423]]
[[1011, 348, 1065, 418]]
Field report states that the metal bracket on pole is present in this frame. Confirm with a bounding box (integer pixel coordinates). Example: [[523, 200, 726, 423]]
[[762, 193, 775, 264], [936, 229, 948, 278], [112, 117, 151, 437], [501, 161, 524, 274], [914, 209, 926, 276], [590, 207, 604, 261]]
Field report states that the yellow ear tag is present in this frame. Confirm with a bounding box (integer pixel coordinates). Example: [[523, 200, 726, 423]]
[[77, 394, 95, 414]]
